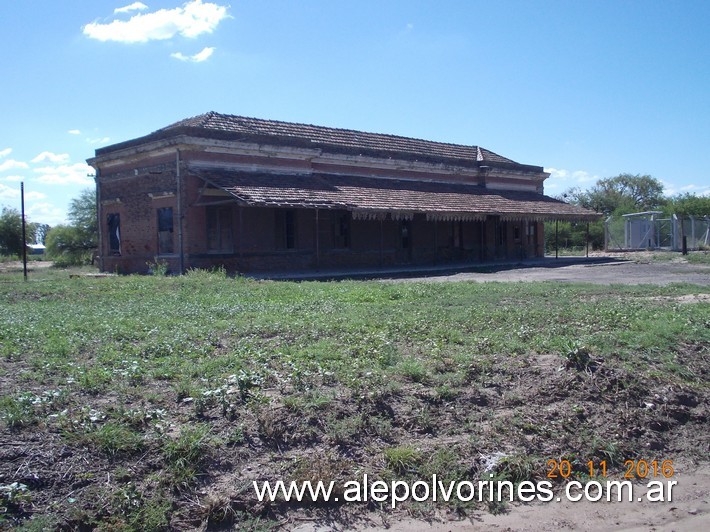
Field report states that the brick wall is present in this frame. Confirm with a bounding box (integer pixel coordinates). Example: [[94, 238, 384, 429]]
[[95, 149, 548, 274], [98, 160, 179, 273]]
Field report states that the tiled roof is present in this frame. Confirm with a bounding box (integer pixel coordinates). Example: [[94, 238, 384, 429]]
[[194, 168, 600, 222], [161, 112, 519, 165]]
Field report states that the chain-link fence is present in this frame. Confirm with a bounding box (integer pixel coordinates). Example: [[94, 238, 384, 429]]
[[605, 213, 710, 251], [677, 216, 710, 249], [604, 216, 627, 251]]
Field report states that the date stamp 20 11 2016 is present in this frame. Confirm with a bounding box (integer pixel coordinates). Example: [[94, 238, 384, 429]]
[[547, 459, 675, 480]]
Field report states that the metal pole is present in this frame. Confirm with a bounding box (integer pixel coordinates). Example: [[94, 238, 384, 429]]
[[21, 182, 28, 281]]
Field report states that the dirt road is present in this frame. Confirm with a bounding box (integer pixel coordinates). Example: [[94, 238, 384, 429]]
[[398, 256, 710, 286]]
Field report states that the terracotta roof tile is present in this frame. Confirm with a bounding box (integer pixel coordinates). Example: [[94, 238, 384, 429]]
[[163, 112, 518, 165], [195, 169, 600, 222]]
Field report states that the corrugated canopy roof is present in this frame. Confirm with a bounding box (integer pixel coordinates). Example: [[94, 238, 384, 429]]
[[194, 168, 600, 222]]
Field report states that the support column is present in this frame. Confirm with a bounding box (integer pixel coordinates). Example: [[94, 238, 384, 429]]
[[433, 219, 438, 264], [239, 206, 243, 262], [379, 217, 384, 267], [315, 209, 320, 270]]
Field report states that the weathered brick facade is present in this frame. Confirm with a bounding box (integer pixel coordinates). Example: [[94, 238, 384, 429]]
[[88, 113, 596, 274]]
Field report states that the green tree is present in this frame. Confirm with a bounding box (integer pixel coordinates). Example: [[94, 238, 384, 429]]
[[45, 189, 97, 265], [67, 188, 98, 248], [0, 207, 36, 257], [663, 193, 710, 218], [554, 174, 666, 251], [565, 174, 665, 216], [45, 225, 87, 262]]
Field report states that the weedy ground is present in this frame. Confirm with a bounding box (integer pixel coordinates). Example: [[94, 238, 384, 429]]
[[0, 262, 708, 530]]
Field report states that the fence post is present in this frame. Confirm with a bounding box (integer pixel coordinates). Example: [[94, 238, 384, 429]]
[[690, 216, 695, 250]]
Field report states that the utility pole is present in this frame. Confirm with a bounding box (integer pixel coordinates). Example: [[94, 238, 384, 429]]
[[21, 182, 28, 281]]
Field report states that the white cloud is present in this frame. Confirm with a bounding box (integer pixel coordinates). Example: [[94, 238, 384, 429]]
[[171, 46, 214, 62], [114, 2, 149, 14], [543, 167, 602, 195], [1, 151, 96, 224], [680, 184, 705, 192], [0, 183, 18, 200], [572, 170, 597, 183], [0, 184, 42, 201], [87, 137, 111, 145], [0, 148, 12, 158], [0, 189, 63, 225], [663, 182, 710, 198], [25, 202, 68, 226], [544, 167, 600, 188], [68, 129, 82, 135], [26, 191, 47, 201], [0, 159, 29, 172], [83, 0, 229, 43], [34, 163, 95, 186], [31, 152, 71, 164], [545, 167, 568, 180]]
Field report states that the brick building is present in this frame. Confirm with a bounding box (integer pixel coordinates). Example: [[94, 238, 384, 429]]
[[87, 112, 598, 274]]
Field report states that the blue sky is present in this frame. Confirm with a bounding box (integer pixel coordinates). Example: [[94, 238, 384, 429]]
[[1, 0, 709, 226]]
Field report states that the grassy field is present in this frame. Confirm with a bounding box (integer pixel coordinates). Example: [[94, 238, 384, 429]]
[[1, 265, 708, 530]]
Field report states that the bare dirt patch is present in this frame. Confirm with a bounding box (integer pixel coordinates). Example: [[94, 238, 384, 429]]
[[647, 293, 710, 304], [364, 464, 710, 532], [0, 260, 53, 273]]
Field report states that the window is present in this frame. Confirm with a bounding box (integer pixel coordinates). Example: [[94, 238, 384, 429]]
[[157, 207, 174, 254], [107, 213, 121, 255], [206, 206, 233, 251], [333, 211, 351, 248], [275, 209, 296, 249], [513, 224, 521, 242]]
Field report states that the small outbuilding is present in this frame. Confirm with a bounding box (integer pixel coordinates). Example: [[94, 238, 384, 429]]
[[87, 112, 598, 274], [26, 243, 46, 255]]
